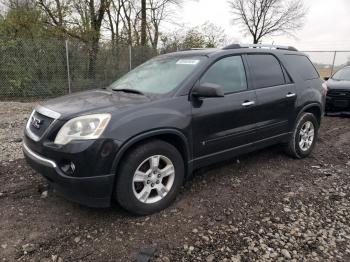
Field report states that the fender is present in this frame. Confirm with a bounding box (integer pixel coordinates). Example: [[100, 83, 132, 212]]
[[110, 128, 191, 174], [295, 102, 322, 126]]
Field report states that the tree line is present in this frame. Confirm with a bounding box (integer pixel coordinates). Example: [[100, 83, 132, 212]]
[[0, 0, 308, 75], [0, 0, 231, 78], [0, 0, 308, 97]]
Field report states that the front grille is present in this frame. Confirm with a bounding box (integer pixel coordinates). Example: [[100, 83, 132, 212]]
[[27, 111, 55, 140], [327, 90, 350, 99]]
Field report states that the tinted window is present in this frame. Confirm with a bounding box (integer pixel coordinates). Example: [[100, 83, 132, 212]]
[[332, 67, 350, 81], [247, 54, 285, 88], [285, 55, 319, 80], [200, 56, 247, 93]]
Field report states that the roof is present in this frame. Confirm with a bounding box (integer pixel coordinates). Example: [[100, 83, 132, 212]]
[[159, 44, 300, 59]]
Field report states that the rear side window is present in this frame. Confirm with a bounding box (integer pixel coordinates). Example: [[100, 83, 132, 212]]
[[200, 56, 247, 94], [285, 55, 319, 80], [247, 54, 285, 88]]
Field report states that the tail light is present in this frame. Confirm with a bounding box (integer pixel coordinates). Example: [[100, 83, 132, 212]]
[[322, 82, 328, 96]]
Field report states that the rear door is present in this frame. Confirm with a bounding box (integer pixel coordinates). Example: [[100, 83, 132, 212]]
[[246, 53, 297, 140], [191, 55, 259, 161]]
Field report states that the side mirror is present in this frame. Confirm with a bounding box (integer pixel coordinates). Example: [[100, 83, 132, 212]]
[[192, 82, 224, 98], [324, 76, 330, 81]]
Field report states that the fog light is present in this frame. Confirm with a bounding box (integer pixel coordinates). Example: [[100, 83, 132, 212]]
[[60, 160, 76, 176]]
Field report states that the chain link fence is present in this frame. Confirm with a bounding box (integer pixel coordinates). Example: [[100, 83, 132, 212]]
[[0, 37, 159, 100], [303, 51, 350, 79], [0, 37, 349, 100]]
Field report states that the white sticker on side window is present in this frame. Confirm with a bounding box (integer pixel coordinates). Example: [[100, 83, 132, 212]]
[[176, 59, 200, 65]]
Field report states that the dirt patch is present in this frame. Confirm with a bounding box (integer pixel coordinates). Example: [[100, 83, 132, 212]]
[[0, 106, 349, 261]]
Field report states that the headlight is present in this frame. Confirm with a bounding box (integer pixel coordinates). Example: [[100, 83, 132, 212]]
[[54, 114, 111, 145]]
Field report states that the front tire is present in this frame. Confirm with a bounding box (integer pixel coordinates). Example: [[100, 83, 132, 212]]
[[284, 112, 319, 159], [115, 139, 184, 215]]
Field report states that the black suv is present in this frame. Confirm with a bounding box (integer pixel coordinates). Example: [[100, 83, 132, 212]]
[[23, 44, 325, 215], [325, 65, 350, 115]]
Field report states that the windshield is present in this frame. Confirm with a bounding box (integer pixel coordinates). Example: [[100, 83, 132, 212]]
[[110, 56, 206, 94], [332, 67, 350, 81]]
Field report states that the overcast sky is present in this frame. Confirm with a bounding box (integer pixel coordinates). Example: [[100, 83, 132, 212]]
[[179, 0, 350, 51]]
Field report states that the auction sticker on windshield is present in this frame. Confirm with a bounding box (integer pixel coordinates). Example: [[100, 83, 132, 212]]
[[176, 59, 200, 65]]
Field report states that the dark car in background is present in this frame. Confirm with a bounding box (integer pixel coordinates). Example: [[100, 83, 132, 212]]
[[23, 44, 325, 215], [325, 65, 350, 115]]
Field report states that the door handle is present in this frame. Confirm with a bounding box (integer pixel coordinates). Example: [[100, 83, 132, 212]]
[[286, 93, 296, 98], [241, 101, 255, 107]]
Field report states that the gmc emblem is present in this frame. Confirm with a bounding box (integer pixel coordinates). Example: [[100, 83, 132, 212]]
[[31, 116, 43, 129]]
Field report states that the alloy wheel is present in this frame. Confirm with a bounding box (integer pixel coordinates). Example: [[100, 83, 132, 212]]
[[299, 121, 315, 151], [132, 155, 175, 204]]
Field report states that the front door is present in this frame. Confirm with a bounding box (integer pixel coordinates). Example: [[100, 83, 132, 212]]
[[191, 55, 259, 162]]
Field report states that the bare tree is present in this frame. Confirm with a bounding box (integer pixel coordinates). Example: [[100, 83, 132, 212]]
[[106, 0, 124, 47], [229, 0, 307, 44], [119, 0, 135, 45], [147, 0, 181, 49], [140, 0, 146, 45], [38, 0, 111, 77], [160, 22, 228, 52], [200, 21, 227, 47], [115, 0, 142, 46], [104, 0, 181, 49]]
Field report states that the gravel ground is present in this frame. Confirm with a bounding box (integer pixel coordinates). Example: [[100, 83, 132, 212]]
[[0, 102, 37, 162], [0, 101, 349, 262]]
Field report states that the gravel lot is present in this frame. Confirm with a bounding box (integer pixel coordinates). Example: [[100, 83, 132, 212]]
[[0, 101, 349, 262], [0, 102, 37, 162]]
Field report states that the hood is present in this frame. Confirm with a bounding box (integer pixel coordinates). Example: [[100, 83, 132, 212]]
[[40, 89, 153, 119], [326, 78, 350, 90]]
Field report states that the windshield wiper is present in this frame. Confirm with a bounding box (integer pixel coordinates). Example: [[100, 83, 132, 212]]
[[112, 88, 145, 96]]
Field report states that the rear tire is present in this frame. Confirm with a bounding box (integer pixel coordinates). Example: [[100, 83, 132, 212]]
[[115, 139, 184, 215], [284, 112, 319, 159]]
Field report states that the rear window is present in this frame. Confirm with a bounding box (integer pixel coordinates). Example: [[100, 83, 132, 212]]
[[285, 55, 319, 80], [247, 54, 285, 88]]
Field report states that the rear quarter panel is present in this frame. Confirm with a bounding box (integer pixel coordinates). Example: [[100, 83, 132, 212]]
[[279, 53, 324, 125]]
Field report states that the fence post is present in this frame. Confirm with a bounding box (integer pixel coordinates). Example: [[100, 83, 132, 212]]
[[330, 51, 337, 76], [65, 39, 72, 94], [129, 45, 132, 71]]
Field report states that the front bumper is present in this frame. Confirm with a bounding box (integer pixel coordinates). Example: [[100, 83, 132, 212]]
[[23, 142, 115, 207], [326, 96, 350, 114]]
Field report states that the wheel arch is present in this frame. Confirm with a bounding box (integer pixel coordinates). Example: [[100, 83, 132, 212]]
[[111, 129, 191, 178], [296, 103, 322, 127]]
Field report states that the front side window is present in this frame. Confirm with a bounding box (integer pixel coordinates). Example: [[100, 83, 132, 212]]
[[332, 67, 350, 81], [110, 56, 206, 94], [200, 56, 247, 94], [247, 54, 285, 88]]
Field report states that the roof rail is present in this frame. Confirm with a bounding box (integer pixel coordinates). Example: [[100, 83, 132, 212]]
[[177, 48, 210, 51], [222, 44, 298, 51]]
